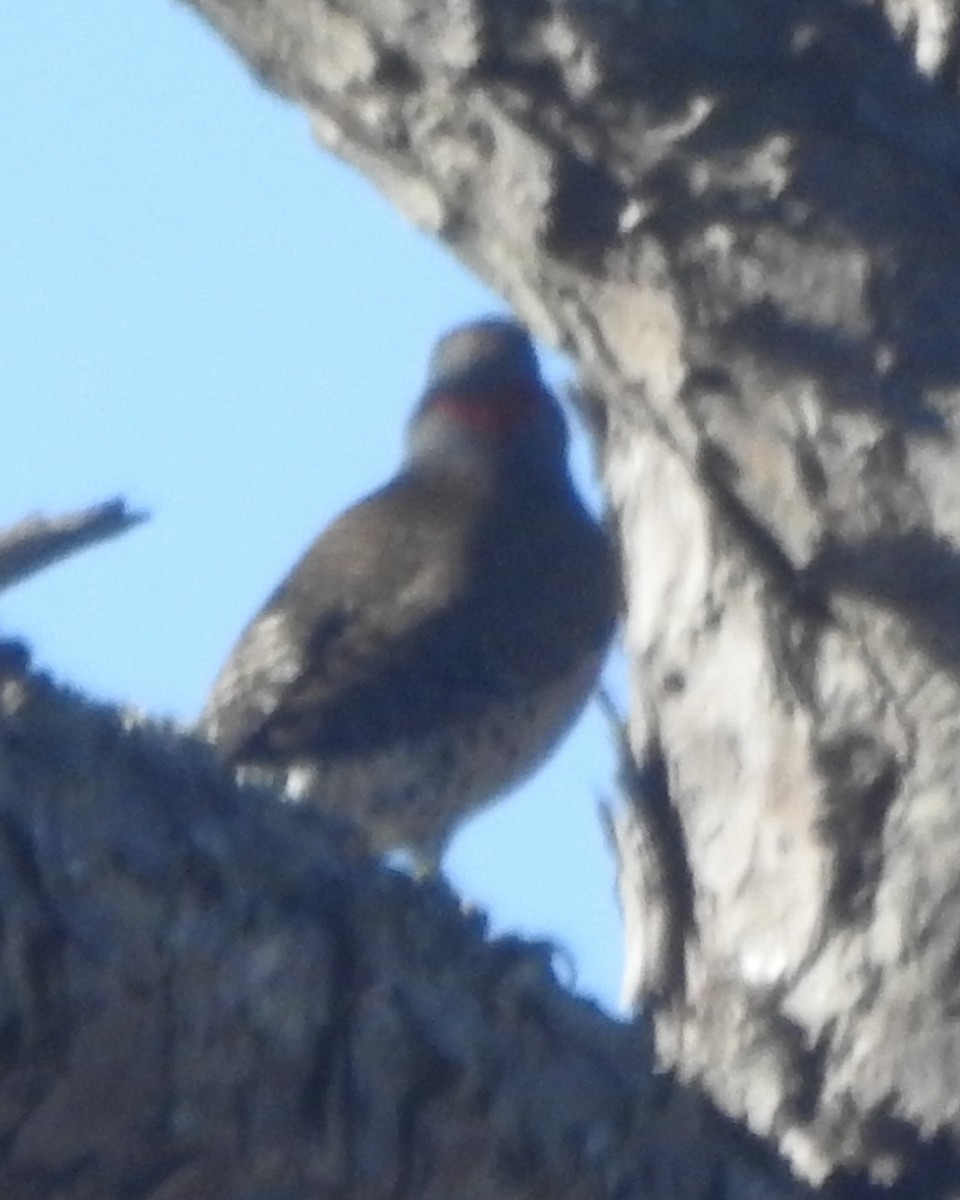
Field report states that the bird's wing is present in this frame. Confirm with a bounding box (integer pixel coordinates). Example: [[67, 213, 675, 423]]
[[198, 477, 481, 762]]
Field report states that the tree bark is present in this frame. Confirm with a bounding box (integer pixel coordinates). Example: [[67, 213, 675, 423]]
[[0, 650, 803, 1200], [8, 0, 960, 1193]]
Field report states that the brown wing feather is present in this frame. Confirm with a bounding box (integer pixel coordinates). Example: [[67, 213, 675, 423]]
[[199, 474, 476, 762]]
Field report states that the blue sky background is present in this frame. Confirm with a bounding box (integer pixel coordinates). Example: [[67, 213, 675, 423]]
[[2, 2, 625, 1007]]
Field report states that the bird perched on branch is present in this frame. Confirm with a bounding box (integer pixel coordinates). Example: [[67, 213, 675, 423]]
[[199, 318, 617, 871]]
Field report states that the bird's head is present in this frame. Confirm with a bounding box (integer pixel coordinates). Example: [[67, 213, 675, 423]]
[[404, 318, 570, 484]]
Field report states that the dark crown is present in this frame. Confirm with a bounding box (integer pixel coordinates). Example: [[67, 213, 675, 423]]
[[426, 318, 541, 394]]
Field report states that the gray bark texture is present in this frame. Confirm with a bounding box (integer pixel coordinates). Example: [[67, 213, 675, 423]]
[[5, 0, 960, 1193], [0, 649, 799, 1200]]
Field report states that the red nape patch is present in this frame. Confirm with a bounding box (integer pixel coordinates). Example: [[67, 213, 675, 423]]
[[426, 390, 539, 435]]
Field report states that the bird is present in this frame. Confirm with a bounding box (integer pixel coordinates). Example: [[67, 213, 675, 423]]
[[198, 317, 617, 872]]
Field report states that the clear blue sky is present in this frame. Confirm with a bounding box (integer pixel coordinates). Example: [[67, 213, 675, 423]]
[[1, 2, 625, 1007]]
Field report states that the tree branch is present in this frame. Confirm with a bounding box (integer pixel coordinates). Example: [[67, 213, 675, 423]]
[[0, 499, 147, 594], [0, 657, 805, 1200]]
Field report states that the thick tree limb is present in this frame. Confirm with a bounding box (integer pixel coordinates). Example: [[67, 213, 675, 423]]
[[0, 657, 808, 1200], [0, 500, 147, 594]]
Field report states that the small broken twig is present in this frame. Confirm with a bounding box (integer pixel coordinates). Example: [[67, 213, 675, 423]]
[[0, 498, 148, 594]]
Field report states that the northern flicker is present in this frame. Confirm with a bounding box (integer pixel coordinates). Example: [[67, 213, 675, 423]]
[[199, 318, 617, 870]]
